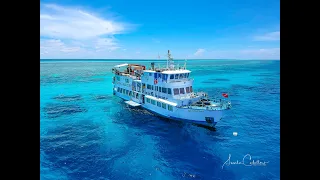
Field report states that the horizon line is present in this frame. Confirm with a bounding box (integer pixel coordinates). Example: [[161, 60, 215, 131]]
[[40, 58, 280, 61]]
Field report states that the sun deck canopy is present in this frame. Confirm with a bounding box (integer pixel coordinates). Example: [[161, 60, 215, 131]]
[[114, 63, 128, 68]]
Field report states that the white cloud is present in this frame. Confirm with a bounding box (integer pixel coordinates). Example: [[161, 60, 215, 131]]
[[194, 48, 205, 56], [254, 31, 280, 41], [239, 48, 280, 58], [240, 48, 279, 54], [206, 48, 280, 60], [40, 4, 132, 58], [40, 4, 126, 39]]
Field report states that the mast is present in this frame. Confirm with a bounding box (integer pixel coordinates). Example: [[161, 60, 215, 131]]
[[166, 50, 169, 69], [167, 50, 174, 70]]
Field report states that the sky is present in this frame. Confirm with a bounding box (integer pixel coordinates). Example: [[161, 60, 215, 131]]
[[40, 0, 280, 60]]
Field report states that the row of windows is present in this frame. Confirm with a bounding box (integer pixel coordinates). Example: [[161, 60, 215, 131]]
[[145, 84, 172, 94], [117, 87, 174, 112], [173, 86, 193, 95], [170, 73, 190, 80], [116, 76, 130, 83], [145, 84, 192, 95], [118, 84, 193, 98], [147, 73, 190, 80], [117, 87, 140, 99], [146, 98, 174, 111]]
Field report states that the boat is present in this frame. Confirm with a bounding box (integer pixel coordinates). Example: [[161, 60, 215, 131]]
[[111, 50, 232, 128]]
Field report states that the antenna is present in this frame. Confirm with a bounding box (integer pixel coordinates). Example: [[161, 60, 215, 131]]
[[167, 50, 175, 70], [167, 50, 169, 69]]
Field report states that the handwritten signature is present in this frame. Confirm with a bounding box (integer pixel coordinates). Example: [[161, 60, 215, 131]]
[[222, 154, 269, 169]]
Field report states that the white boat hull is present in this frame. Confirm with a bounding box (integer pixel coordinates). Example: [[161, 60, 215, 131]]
[[114, 92, 223, 127]]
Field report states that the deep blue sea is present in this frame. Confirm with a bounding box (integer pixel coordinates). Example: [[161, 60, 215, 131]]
[[40, 59, 280, 180]]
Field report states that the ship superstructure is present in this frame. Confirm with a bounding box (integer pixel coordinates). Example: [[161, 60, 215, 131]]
[[112, 50, 231, 127]]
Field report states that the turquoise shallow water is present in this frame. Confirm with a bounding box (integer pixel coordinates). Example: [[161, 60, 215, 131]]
[[40, 60, 280, 180]]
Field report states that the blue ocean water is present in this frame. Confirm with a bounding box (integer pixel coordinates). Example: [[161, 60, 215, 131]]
[[40, 60, 280, 180]]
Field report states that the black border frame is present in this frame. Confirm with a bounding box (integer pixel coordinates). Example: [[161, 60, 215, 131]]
[[6, 0, 309, 179]]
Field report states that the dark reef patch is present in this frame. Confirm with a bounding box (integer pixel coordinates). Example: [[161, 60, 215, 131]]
[[251, 73, 273, 77], [209, 78, 230, 81], [201, 81, 215, 84], [52, 95, 82, 102], [40, 122, 130, 179], [43, 103, 87, 118], [93, 94, 112, 101]]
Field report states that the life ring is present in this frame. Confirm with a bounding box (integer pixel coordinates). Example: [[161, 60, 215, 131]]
[[154, 79, 158, 84]]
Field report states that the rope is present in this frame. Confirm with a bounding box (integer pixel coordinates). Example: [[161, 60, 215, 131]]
[[230, 110, 255, 138]]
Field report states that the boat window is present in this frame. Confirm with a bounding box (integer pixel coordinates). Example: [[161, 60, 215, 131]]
[[162, 103, 166, 109], [164, 74, 168, 81], [162, 87, 167, 93], [149, 73, 152, 76], [168, 88, 172, 94], [186, 87, 190, 93], [173, 88, 179, 95], [175, 74, 179, 79], [154, 73, 157, 78], [179, 74, 183, 79], [151, 85, 154, 90], [170, 75, 174, 79], [125, 79, 129, 83], [168, 105, 173, 111], [155, 86, 158, 91], [180, 88, 185, 94], [126, 90, 129, 95], [129, 91, 132, 96], [159, 87, 162, 92], [157, 101, 161, 107], [147, 84, 151, 89], [151, 99, 156, 105], [146, 98, 150, 103], [190, 86, 193, 92]]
